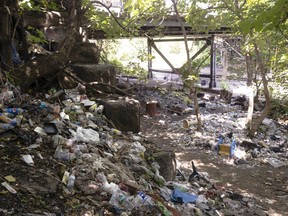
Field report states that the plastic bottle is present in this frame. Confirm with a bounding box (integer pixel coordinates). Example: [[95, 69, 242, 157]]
[[132, 193, 144, 208], [5, 108, 24, 115], [0, 113, 12, 123], [0, 123, 14, 130], [133, 192, 154, 208], [67, 174, 76, 190], [96, 105, 104, 114], [110, 192, 133, 211], [142, 194, 154, 207]]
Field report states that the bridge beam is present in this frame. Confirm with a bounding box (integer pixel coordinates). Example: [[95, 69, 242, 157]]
[[147, 38, 153, 78], [209, 36, 217, 88], [149, 39, 179, 76]]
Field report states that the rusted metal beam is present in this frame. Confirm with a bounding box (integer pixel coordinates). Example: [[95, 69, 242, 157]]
[[150, 39, 180, 75]]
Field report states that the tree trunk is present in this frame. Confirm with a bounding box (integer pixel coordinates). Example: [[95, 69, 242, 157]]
[[222, 48, 228, 80], [245, 53, 254, 129], [248, 44, 271, 137], [0, 2, 13, 73], [171, 0, 202, 131]]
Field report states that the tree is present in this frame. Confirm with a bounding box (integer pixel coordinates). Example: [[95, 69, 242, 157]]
[[184, 0, 287, 137], [171, 0, 202, 131], [1, 0, 169, 89], [237, 0, 287, 136], [0, 0, 83, 89]]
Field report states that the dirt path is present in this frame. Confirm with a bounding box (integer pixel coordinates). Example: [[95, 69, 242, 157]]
[[176, 151, 288, 216], [141, 109, 288, 216]]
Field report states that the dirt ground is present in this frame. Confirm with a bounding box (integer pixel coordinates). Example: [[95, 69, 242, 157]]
[[141, 107, 288, 216]]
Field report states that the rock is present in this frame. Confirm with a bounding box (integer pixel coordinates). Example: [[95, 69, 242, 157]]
[[254, 208, 268, 216], [69, 42, 100, 64], [152, 151, 176, 181], [262, 118, 274, 126], [71, 64, 116, 86], [258, 140, 269, 148], [98, 97, 140, 133], [241, 140, 259, 149]]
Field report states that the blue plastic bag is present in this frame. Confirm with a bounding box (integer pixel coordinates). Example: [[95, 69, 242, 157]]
[[171, 188, 198, 203]]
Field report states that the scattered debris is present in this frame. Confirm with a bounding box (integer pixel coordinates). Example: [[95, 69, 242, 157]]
[[0, 82, 286, 215]]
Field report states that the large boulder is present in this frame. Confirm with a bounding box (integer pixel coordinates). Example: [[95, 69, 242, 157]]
[[69, 42, 100, 64], [98, 97, 140, 133], [153, 150, 176, 181], [71, 64, 116, 86]]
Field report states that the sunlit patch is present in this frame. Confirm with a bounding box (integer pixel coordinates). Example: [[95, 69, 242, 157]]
[[225, 182, 232, 187], [265, 198, 277, 204], [175, 153, 220, 172], [81, 211, 93, 216], [175, 154, 192, 170], [193, 159, 219, 169], [268, 211, 284, 216]]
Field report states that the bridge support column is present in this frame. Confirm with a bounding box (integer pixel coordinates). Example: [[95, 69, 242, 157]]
[[209, 36, 217, 88], [147, 38, 153, 79]]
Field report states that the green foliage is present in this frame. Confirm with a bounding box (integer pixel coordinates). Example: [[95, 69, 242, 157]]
[[19, 0, 41, 10], [251, 0, 288, 33], [85, 0, 169, 39], [187, 74, 198, 81], [19, 0, 60, 11], [185, 0, 287, 90], [18, 0, 287, 92], [26, 26, 48, 44], [97, 38, 150, 80], [180, 48, 209, 86], [219, 81, 229, 90], [125, 62, 149, 81]]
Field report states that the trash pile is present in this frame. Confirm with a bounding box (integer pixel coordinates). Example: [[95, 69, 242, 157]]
[[0, 83, 286, 215], [137, 87, 288, 169]]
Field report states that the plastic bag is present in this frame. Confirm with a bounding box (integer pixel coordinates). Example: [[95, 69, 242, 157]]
[[70, 127, 100, 144]]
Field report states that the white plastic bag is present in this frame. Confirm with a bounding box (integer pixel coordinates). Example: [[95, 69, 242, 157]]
[[70, 127, 100, 144]]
